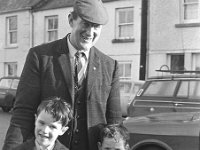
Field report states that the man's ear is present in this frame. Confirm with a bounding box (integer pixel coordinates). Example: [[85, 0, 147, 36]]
[[97, 142, 102, 150], [68, 13, 73, 27], [35, 114, 37, 121], [59, 126, 69, 136]]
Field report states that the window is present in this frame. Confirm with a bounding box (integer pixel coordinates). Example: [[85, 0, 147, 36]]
[[182, 0, 200, 23], [115, 7, 134, 39], [45, 16, 58, 42], [119, 62, 132, 80], [168, 54, 185, 72], [6, 16, 17, 46], [192, 53, 200, 71], [119, 62, 132, 94], [177, 81, 200, 99], [143, 81, 178, 97], [4, 62, 17, 76]]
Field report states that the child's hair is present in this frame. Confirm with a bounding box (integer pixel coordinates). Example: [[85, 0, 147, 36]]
[[99, 124, 130, 146], [36, 97, 73, 127]]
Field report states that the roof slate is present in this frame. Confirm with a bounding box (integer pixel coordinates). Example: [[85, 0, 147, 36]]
[[0, 0, 119, 13]]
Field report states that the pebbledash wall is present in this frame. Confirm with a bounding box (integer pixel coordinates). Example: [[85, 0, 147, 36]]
[[0, 10, 32, 77], [0, 0, 142, 83], [147, 0, 200, 78]]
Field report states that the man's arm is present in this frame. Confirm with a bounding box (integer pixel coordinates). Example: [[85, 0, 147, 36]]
[[106, 60, 122, 124], [3, 48, 41, 150]]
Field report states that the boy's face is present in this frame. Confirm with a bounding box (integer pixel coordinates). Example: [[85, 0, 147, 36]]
[[35, 110, 68, 148], [98, 137, 129, 150]]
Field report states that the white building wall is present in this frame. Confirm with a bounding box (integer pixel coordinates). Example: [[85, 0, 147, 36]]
[[0, 10, 31, 77], [148, 0, 200, 77]]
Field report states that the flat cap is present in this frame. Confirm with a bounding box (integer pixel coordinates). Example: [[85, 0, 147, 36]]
[[73, 0, 108, 25]]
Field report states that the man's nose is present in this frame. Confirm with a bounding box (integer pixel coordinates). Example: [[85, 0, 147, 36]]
[[85, 26, 95, 36]]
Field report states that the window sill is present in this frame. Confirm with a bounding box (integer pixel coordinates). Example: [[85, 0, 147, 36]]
[[5, 45, 18, 49], [112, 38, 135, 43], [175, 23, 200, 28]]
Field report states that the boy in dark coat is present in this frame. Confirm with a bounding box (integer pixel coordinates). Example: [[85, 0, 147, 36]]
[[15, 97, 73, 150]]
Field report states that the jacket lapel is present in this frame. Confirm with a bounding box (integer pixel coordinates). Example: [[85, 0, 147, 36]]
[[57, 36, 74, 102], [86, 47, 100, 99]]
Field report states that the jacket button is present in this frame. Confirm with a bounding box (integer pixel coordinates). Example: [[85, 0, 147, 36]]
[[74, 140, 78, 144], [75, 129, 79, 133]]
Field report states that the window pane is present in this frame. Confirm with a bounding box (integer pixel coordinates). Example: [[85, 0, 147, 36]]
[[178, 81, 200, 99], [10, 31, 17, 44], [189, 81, 200, 99], [9, 16, 17, 30], [143, 81, 177, 97], [119, 64, 123, 77], [184, 4, 198, 19], [0, 79, 12, 89], [119, 24, 133, 38], [48, 31, 58, 42], [171, 55, 184, 71], [177, 81, 188, 97], [125, 64, 131, 77], [48, 19, 54, 30], [54, 18, 58, 29], [11, 79, 19, 89], [127, 10, 133, 23], [119, 11, 126, 24]]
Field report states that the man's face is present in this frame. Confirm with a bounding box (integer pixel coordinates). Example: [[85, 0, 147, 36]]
[[35, 110, 67, 148], [69, 15, 102, 51], [98, 137, 128, 150]]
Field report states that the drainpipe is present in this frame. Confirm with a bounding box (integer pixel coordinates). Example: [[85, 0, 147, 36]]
[[139, 0, 148, 80]]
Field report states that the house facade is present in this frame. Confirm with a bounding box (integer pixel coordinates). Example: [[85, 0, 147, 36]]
[[147, 0, 200, 77], [0, 0, 142, 92]]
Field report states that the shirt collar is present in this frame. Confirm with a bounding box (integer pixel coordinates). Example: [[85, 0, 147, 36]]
[[67, 34, 89, 60], [35, 139, 55, 150]]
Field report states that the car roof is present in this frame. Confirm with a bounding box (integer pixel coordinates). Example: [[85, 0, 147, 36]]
[[0, 76, 20, 80]]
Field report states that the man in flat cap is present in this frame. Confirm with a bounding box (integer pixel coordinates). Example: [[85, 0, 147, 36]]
[[3, 0, 122, 150]]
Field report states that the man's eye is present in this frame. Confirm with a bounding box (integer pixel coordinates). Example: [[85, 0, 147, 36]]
[[50, 125, 57, 129]]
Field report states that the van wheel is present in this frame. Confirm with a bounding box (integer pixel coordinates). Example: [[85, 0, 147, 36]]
[[2, 107, 11, 112], [133, 145, 167, 150]]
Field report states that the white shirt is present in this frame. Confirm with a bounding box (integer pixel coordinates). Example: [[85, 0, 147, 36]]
[[67, 34, 89, 76]]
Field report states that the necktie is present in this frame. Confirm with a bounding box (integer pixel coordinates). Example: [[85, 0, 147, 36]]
[[74, 51, 85, 87]]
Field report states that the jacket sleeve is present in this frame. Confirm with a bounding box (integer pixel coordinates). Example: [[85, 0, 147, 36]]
[[106, 60, 122, 124], [3, 48, 41, 150]]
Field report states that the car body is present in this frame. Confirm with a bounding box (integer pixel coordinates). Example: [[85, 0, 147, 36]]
[[0, 76, 20, 112], [123, 111, 200, 150], [128, 74, 200, 117], [120, 80, 144, 117]]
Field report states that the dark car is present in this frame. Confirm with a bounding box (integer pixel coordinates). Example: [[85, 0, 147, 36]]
[[128, 71, 200, 117], [0, 76, 20, 112], [123, 111, 200, 150]]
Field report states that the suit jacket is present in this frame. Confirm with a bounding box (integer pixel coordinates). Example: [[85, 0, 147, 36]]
[[3, 36, 122, 150], [15, 138, 69, 150]]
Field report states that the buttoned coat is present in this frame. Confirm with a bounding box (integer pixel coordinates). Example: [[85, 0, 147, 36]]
[[3, 36, 122, 150]]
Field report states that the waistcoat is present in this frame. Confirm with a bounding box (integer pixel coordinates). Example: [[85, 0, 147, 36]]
[[70, 77, 89, 150]]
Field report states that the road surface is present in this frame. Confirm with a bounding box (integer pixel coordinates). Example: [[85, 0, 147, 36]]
[[0, 109, 12, 149]]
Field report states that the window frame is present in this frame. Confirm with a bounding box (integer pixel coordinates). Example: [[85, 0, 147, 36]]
[[6, 16, 17, 47], [167, 53, 185, 73], [45, 15, 58, 42], [181, 0, 200, 23], [115, 7, 134, 40], [4, 62, 18, 77]]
